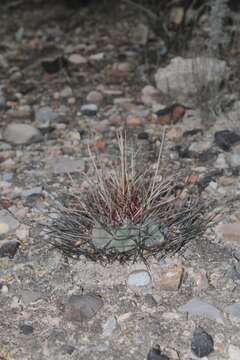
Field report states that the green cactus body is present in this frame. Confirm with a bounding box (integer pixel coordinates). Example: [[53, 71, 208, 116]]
[[92, 219, 165, 252]]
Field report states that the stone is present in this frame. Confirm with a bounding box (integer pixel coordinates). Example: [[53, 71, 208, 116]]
[[86, 91, 103, 105], [189, 141, 211, 153], [0, 209, 19, 235], [60, 86, 72, 98], [20, 322, 34, 335], [0, 142, 12, 151], [169, 6, 184, 25], [191, 270, 209, 292], [141, 85, 160, 106], [0, 240, 20, 258], [64, 293, 103, 322], [228, 345, 240, 360], [47, 157, 85, 174], [167, 127, 183, 140], [131, 23, 149, 45], [102, 317, 117, 337], [154, 57, 227, 100], [215, 223, 240, 247], [3, 123, 43, 145], [147, 346, 170, 360], [155, 266, 184, 291], [128, 270, 152, 288], [68, 54, 87, 64], [35, 106, 58, 124], [110, 62, 132, 78], [81, 104, 98, 116], [224, 303, 240, 320], [228, 148, 240, 167], [214, 153, 228, 169], [126, 115, 142, 126], [191, 327, 214, 358], [178, 298, 224, 323], [214, 130, 240, 151], [2, 172, 14, 182], [89, 52, 104, 61], [16, 224, 29, 241]]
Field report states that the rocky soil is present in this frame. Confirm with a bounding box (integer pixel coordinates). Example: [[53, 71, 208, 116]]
[[1, 1, 240, 360]]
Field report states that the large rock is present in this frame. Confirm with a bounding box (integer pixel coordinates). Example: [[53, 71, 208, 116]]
[[154, 56, 227, 101], [3, 123, 43, 145]]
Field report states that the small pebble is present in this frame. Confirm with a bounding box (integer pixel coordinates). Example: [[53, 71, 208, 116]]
[[147, 346, 170, 360], [191, 327, 214, 358], [81, 104, 98, 116], [20, 323, 34, 335]]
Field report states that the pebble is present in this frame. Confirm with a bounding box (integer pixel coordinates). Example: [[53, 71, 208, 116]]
[[228, 150, 240, 167], [35, 106, 58, 124], [155, 266, 184, 291], [147, 346, 170, 360], [86, 90, 103, 105], [60, 86, 72, 98], [64, 293, 103, 322], [141, 85, 160, 106], [0, 142, 12, 151], [224, 303, 240, 320], [229, 345, 240, 360], [127, 270, 152, 289], [68, 53, 87, 64], [102, 316, 117, 337], [191, 327, 214, 358], [3, 123, 43, 145], [190, 270, 209, 292], [214, 130, 240, 151], [16, 224, 29, 241], [178, 298, 224, 323], [2, 172, 14, 182], [170, 6, 184, 25], [0, 209, 19, 235], [81, 104, 98, 116], [214, 153, 228, 169], [189, 141, 211, 153], [1, 284, 9, 294], [126, 115, 142, 126], [20, 322, 34, 335], [89, 52, 104, 61], [215, 223, 240, 247], [0, 239, 20, 258]]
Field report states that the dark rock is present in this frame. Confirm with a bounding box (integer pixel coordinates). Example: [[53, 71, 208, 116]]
[[215, 130, 240, 152], [41, 57, 68, 74], [172, 145, 192, 158], [183, 129, 204, 137], [138, 132, 149, 140], [64, 293, 103, 322], [198, 149, 218, 162], [0, 240, 20, 258], [62, 344, 76, 355], [20, 323, 34, 335], [147, 346, 169, 360], [191, 326, 214, 358]]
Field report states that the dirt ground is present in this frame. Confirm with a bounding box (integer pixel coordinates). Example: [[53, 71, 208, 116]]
[[1, 1, 240, 360]]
